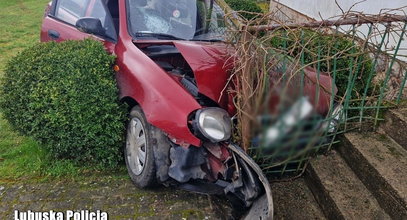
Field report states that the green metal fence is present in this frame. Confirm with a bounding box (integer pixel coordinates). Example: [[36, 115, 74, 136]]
[[230, 14, 407, 177]]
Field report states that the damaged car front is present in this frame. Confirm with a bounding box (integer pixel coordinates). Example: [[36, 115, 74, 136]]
[[117, 0, 273, 218]]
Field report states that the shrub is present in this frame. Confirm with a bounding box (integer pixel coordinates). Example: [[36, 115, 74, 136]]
[[225, 0, 263, 20], [0, 39, 127, 168]]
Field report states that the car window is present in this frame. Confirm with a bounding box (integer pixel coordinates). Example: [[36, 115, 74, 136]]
[[54, 0, 117, 41], [55, 0, 89, 25], [89, 0, 117, 41]]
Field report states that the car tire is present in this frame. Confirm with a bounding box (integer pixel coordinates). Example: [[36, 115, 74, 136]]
[[125, 106, 157, 188]]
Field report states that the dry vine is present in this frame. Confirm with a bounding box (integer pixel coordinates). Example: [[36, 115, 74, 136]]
[[222, 4, 407, 174]]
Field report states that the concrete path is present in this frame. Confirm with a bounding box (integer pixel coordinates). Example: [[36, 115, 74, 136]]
[[0, 175, 327, 220], [0, 176, 230, 220]]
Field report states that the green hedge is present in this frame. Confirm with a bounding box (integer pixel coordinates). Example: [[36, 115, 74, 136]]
[[0, 39, 127, 168], [225, 0, 263, 20]]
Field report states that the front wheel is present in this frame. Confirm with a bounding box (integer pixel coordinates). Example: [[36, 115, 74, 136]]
[[125, 106, 156, 188]]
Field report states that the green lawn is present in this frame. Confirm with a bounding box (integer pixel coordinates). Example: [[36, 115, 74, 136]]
[[0, 0, 48, 70], [0, 0, 127, 182]]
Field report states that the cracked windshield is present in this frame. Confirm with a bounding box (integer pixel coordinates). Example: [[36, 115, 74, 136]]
[[127, 0, 227, 41]]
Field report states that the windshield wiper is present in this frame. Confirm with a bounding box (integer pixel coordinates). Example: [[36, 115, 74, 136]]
[[135, 32, 185, 40], [135, 32, 223, 42], [190, 39, 223, 42]]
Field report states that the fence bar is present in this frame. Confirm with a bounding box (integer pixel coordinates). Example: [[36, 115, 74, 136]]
[[248, 15, 407, 32], [359, 24, 389, 123], [343, 25, 358, 131], [300, 30, 305, 96], [374, 22, 407, 126], [396, 70, 407, 104], [325, 26, 341, 151]]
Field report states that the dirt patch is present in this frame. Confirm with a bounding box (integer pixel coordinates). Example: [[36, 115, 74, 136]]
[[271, 178, 326, 220]]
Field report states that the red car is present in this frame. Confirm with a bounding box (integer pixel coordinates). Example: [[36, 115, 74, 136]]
[[41, 0, 337, 218]]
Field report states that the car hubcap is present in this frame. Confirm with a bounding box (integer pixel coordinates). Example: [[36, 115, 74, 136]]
[[127, 118, 147, 176]]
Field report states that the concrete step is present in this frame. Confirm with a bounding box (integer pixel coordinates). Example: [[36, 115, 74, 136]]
[[381, 108, 407, 150], [305, 151, 390, 220], [339, 132, 407, 219], [271, 178, 326, 220]]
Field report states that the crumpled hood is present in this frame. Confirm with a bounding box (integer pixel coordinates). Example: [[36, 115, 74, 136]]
[[137, 40, 334, 115], [172, 41, 232, 104], [173, 41, 335, 116]]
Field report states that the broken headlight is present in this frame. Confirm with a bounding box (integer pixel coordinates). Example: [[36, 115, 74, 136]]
[[194, 107, 232, 143], [326, 104, 344, 132]]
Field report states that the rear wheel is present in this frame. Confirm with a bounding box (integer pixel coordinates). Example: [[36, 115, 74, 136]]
[[125, 106, 156, 188]]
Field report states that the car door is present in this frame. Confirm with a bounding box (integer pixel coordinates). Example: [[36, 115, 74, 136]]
[[40, 0, 117, 51]]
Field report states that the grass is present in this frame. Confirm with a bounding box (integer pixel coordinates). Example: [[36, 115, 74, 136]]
[[0, 0, 47, 70], [0, 0, 127, 183]]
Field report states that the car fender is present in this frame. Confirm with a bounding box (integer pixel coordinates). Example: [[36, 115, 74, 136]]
[[115, 38, 202, 147]]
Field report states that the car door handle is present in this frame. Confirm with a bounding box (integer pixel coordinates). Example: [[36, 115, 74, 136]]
[[48, 30, 60, 39]]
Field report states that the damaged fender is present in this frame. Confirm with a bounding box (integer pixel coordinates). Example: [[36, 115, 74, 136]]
[[227, 144, 274, 220]]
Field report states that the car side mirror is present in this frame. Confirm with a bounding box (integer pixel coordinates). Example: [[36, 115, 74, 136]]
[[76, 17, 105, 36]]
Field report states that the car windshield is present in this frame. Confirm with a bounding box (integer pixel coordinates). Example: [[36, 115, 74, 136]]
[[127, 0, 228, 41]]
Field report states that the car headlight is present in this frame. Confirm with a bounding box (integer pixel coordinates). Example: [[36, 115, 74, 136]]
[[327, 104, 344, 132], [194, 107, 232, 142]]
